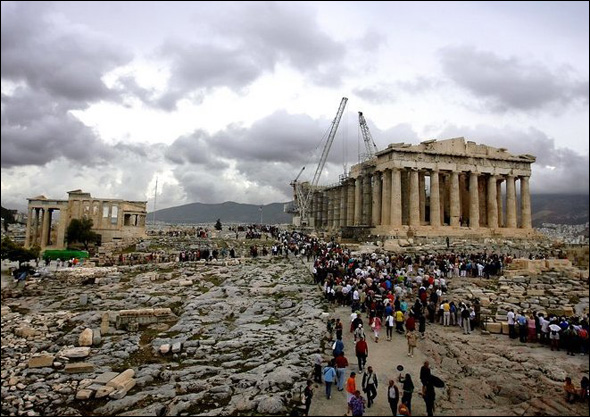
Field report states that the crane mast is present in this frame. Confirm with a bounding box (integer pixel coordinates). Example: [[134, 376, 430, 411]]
[[289, 97, 348, 226], [358, 111, 378, 161]]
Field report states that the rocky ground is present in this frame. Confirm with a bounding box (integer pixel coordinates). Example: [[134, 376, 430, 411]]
[[1, 253, 327, 416], [1, 237, 589, 416]]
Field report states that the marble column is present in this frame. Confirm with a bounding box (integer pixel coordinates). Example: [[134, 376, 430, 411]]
[[409, 169, 420, 227], [363, 174, 372, 225], [487, 175, 498, 228], [496, 179, 503, 228], [354, 177, 362, 226], [340, 185, 348, 227], [381, 169, 391, 226], [327, 190, 334, 228], [41, 208, 50, 248], [469, 172, 479, 228], [430, 170, 441, 227], [347, 181, 355, 226], [419, 172, 426, 224], [25, 207, 33, 247], [506, 176, 517, 228], [372, 173, 382, 226], [391, 169, 402, 227], [333, 188, 340, 228], [520, 176, 532, 229], [450, 171, 460, 227]]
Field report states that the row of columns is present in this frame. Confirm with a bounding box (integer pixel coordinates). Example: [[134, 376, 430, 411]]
[[310, 169, 532, 230], [25, 206, 64, 249]]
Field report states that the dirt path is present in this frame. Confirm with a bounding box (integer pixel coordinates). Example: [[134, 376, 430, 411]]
[[310, 306, 431, 416]]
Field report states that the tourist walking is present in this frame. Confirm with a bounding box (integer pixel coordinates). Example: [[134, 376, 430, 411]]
[[303, 379, 313, 416], [335, 352, 349, 391], [406, 328, 418, 357], [371, 316, 382, 343], [323, 360, 337, 399], [313, 352, 323, 383], [421, 375, 436, 416], [387, 379, 400, 416], [399, 373, 415, 414], [386, 312, 394, 341], [348, 390, 366, 416], [355, 336, 368, 371], [346, 372, 357, 403], [362, 366, 378, 408]]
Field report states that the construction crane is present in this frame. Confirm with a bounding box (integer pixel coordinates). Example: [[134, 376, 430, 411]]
[[288, 97, 348, 226], [358, 111, 378, 162]]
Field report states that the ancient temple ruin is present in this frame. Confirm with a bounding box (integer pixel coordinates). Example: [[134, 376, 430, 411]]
[[311, 137, 536, 238], [25, 190, 147, 250]]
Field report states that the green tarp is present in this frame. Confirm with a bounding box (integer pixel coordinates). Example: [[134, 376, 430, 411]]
[[42, 249, 89, 261]]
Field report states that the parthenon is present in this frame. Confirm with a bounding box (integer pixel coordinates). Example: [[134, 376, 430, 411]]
[[25, 190, 147, 250], [309, 137, 536, 238]]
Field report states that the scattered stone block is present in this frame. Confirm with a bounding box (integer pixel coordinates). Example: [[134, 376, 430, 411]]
[[487, 322, 503, 334], [107, 369, 135, 390], [79, 294, 88, 305], [92, 328, 101, 346], [108, 378, 136, 400], [101, 312, 110, 335], [61, 347, 91, 359], [159, 344, 170, 354], [76, 389, 93, 400], [95, 385, 115, 399], [64, 362, 94, 373], [94, 371, 119, 384], [78, 328, 93, 347], [28, 355, 55, 368], [171, 342, 182, 353]]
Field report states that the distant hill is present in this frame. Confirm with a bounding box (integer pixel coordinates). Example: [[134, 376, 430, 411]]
[[150, 201, 293, 225], [531, 194, 588, 227], [149, 194, 588, 227]]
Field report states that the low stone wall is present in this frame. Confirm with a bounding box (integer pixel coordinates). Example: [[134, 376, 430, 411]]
[[115, 308, 177, 330]]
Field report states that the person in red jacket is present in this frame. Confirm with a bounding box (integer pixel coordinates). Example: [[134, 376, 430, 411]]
[[355, 336, 368, 371]]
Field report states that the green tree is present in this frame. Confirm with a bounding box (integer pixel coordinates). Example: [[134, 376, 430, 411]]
[[0, 237, 40, 267], [1, 206, 16, 232], [215, 219, 222, 231], [66, 218, 98, 250]]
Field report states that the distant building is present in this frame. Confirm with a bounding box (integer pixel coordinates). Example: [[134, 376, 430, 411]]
[[25, 190, 147, 250]]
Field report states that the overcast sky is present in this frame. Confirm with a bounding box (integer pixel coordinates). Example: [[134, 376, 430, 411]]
[[1, 1, 588, 212]]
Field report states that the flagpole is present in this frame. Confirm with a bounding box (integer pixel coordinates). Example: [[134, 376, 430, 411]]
[[152, 177, 158, 225]]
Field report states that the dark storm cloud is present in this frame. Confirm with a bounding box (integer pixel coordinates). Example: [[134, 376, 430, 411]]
[[163, 110, 420, 204], [1, 2, 131, 104], [1, 2, 133, 169], [354, 77, 440, 104], [437, 124, 589, 194], [1, 89, 114, 167], [150, 2, 347, 109], [439, 46, 589, 111]]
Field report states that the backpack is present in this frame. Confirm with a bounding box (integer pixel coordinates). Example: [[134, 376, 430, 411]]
[[578, 329, 588, 340]]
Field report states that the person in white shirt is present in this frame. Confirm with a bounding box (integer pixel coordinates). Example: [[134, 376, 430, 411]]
[[507, 309, 516, 339]]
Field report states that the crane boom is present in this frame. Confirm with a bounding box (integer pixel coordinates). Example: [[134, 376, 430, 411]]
[[288, 97, 348, 225], [358, 111, 378, 161], [311, 97, 348, 187]]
